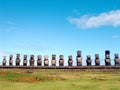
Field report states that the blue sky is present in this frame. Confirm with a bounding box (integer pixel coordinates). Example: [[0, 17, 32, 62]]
[[0, 0, 120, 66]]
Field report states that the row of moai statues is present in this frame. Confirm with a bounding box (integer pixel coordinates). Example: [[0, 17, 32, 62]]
[[2, 50, 120, 66]]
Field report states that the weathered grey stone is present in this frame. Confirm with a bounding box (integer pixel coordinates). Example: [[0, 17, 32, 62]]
[[86, 55, 92, 66], [105, 50, 111, 66], [76, 51, 82, 66], [9, 55, 13, 66], [95, 54, 100, 66], [51, 54, 56, 66], [23, 55, 27, 66], [44, 55, 49, 66], [59, 55, 64, 66], [29, 55, 35, 66], [68, 55, 73, 66], [114, 53, 120, 66], [16, 54, 20, 66], [37, 55, 42, 66], [2, 56, 6, 66]]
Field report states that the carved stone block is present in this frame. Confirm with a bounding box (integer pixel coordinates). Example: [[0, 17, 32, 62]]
[[86, 55, 92, 66], [2, 56, 6, 66], [95, 54, 100, 66], [76, 51, 82, 66], [9, 55, 13, 66], [59, 55, 64, 66], [37, 55, 42, 66], [105, 50, 111, 66], [68, 55, 73, 66], [51, 54, 56, 66], [44, 55, 49, 66], [16, 54, 20, 66], [114, 53, 120, 66], [30, 55, 35, 66], [23, 55, 27, 66]]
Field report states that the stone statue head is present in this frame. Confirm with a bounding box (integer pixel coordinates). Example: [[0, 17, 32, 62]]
[[38, 55, 42, 60], [44, 55, 48, 60], [10, 55, 13, 59], [16, 54, 20, 58], [24, 55, 27, 59], [3, 56, 6, 60], [87, 55, 91, 59], [95, 54, 99, 59], [59, 55, 64, 60], [114, 53, 119, 58], [77, 51, 81, 57], [105, 50, 110, 55], [30, 55, 34, 59], [52, 54, 56, 60], [106, 54, 110, 59], [68, 55, 72, 60]]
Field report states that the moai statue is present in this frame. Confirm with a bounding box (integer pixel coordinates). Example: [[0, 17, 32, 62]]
[[51, 54, 56, 66], [59, 55, 64, 66], [114, 53, 120, 66], [76, 51, 82, 66], [86, 55, 92, 66], [44, 55, 49, 66], [16, 54, 20, 66], [68, 55, 73, 66], [37, 55, 42, 66], [2, 56, 7, 66], [9, 55, 13, 66], [105, 50, 111, 66], [29, 55, 35, 66], [95, 54, 100, 66], [23, 55, 27, 66]]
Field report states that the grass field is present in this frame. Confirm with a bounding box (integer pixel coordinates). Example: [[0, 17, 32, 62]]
[[0, 69, 120, 90]]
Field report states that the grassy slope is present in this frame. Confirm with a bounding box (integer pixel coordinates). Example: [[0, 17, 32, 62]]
[[0, 69, 120, 90]]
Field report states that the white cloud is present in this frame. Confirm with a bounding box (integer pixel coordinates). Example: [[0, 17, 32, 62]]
[[112, 35, 119, 39], [0, 50, 8, 56], [67, 10, 120, 29]]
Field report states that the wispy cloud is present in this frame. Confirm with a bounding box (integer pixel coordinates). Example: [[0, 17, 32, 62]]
[[7, 21, 17, 25], [67, 10, 120, 29], [0, 49, 17, 57], [112, 35, 119, 39], [0, 50, 7, 56]]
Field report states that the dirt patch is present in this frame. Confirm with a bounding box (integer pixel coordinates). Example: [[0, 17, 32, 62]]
[[13, 76, 38, 82], [46, 75, 67, 81], [91, 77, 106, 81]]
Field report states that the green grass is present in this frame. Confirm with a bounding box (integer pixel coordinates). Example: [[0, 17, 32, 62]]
[[0, 69, 120, 90]]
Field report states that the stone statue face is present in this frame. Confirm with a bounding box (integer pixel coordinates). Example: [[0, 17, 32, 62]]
[[59, 55, 64, 60], [106, 54, 110, 59], [68, 55, 72, 60], [95, 54, 99, 59], [30, 55, 34, 59], [38, 55, 42, 59], [16, 54, 20, 58], [24, 55, 27, 59], [77, 51, 81, 57], [52, 54, 56, 60], [114, 53, 119, 58], [3, 56, 6, 59], [44, 55, 48, 60], [10, 55, 13, 59], [87, 55, 91, 59], [105, 50, 110, 55]]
